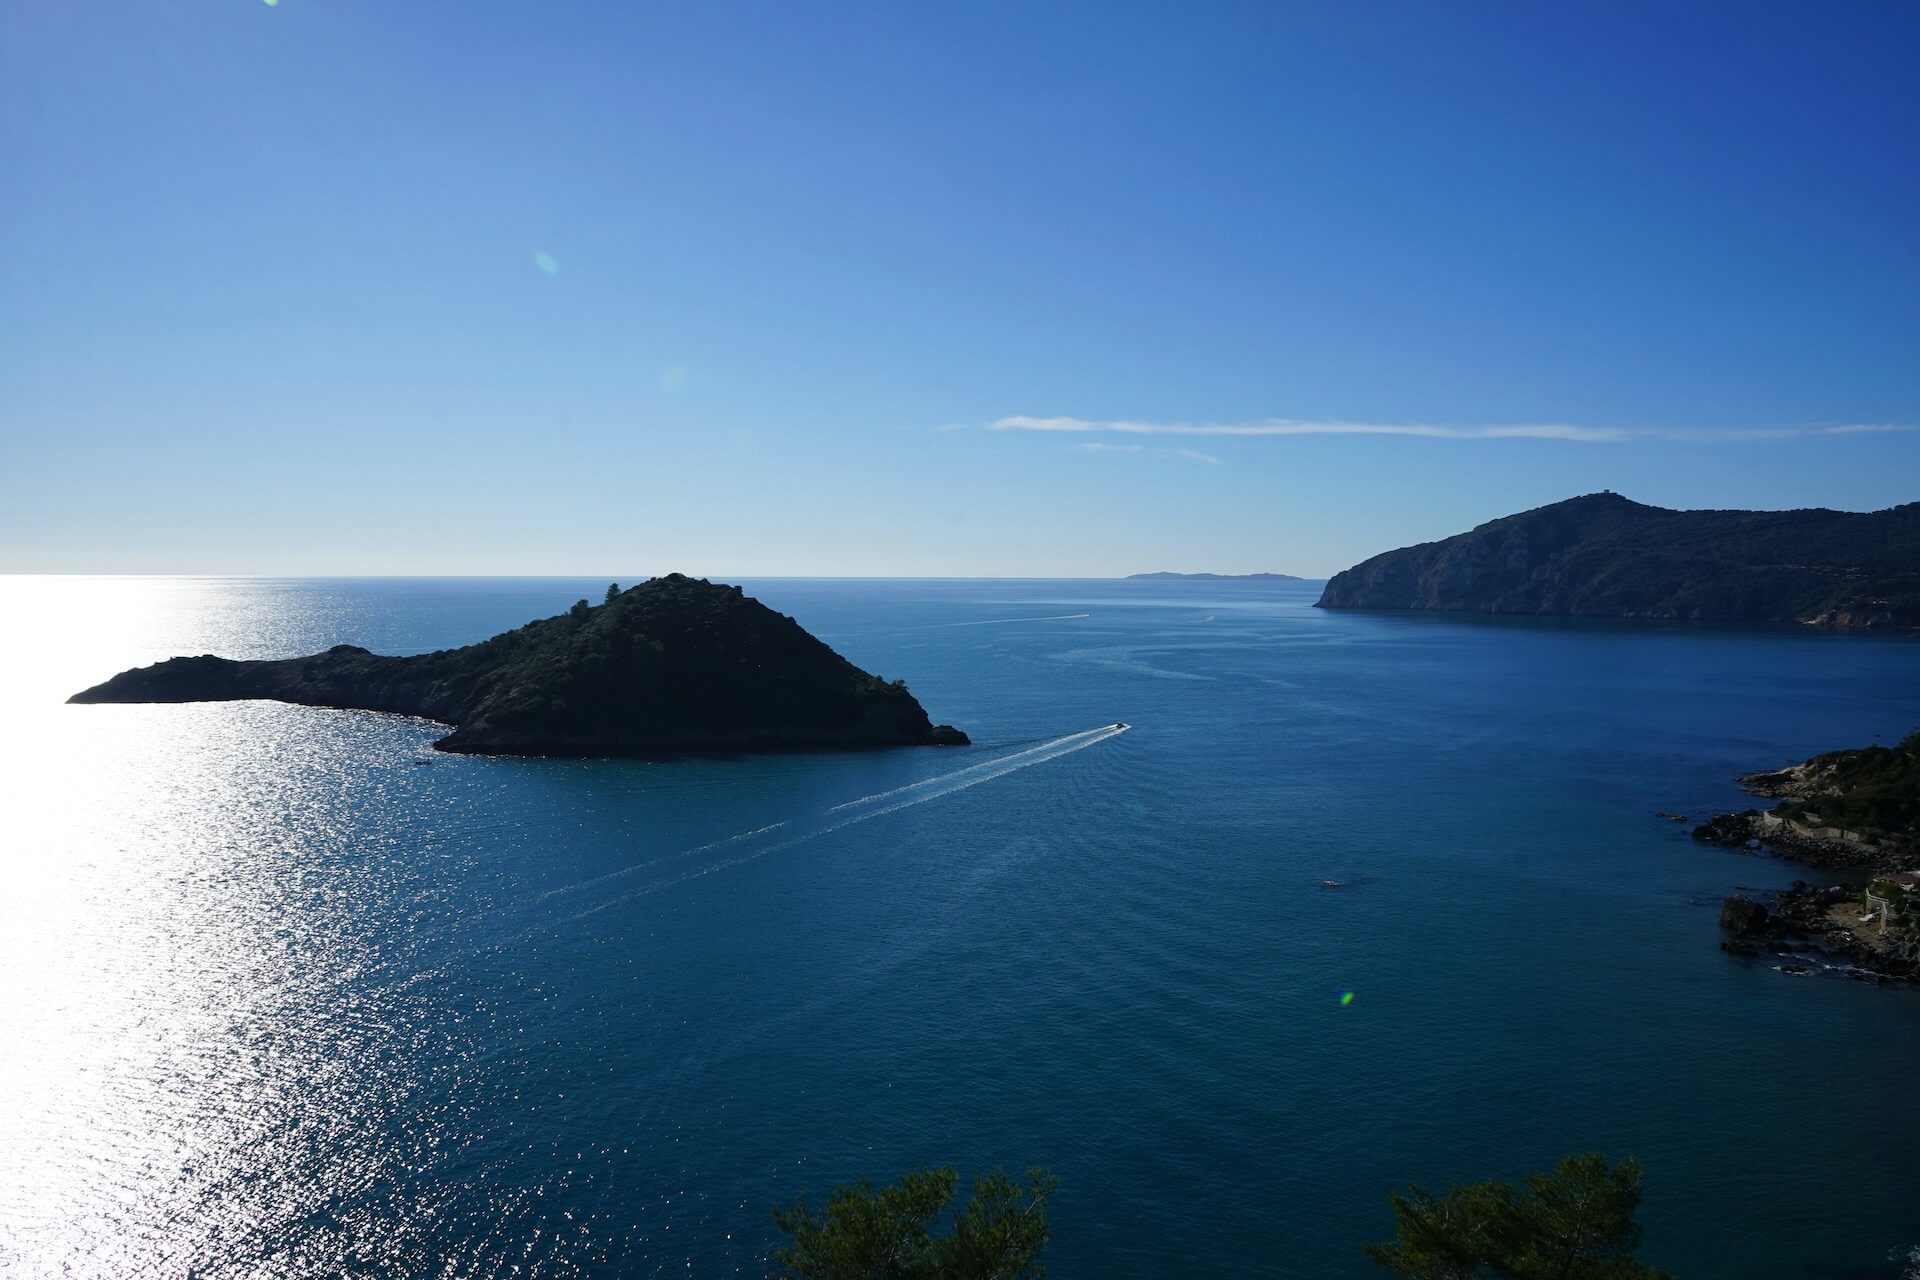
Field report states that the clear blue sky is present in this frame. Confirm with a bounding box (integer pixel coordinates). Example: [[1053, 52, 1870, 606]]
[[3, 1, 1916, 576]]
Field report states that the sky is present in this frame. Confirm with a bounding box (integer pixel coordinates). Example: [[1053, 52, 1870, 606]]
[[3, 1, 1917, 577]]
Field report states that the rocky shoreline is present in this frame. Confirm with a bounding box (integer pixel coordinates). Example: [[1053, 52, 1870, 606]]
[[1692, 778, 1919, 985], [1691, 808, 1910, 876], [1715, 884, 1920, 985]]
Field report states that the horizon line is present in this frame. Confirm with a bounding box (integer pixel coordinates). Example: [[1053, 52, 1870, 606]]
[[0, 571, 1332, 582]]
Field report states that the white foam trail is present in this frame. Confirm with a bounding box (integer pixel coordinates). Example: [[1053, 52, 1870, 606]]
[[562, 723, 1128, 921], [532, 821, 790, 902], [538, 733, 1106, 903], [919, 612, 1092, 628], [824, 727, 1114, 813]]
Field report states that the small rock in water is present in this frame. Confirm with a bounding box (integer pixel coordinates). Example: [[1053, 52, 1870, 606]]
[[1719, 895, 1770, 934]]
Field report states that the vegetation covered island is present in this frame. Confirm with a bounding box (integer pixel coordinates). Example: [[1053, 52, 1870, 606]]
[[70, 574, 969, 758], [1317, 492, 1920, 627]]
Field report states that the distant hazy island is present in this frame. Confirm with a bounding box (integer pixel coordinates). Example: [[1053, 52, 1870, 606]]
[[1124, 571, 1312, 582], [1317, 492, 1920, 628], [1695, 733, 1919, 983], [71, 574, 969, 758]]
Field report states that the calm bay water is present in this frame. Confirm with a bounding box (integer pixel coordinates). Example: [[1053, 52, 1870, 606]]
[[2, 575, 1917, 1278]]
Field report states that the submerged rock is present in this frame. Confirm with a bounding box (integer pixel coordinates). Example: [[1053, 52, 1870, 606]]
[[71, 574, 970, 759]]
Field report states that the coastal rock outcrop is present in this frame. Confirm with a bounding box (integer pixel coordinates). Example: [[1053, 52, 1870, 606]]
[[1693, 733, 1920, 983], [1719, 894, 1770, 935], [1316, 493, 1920, 628], [71, 574, 971, 758]]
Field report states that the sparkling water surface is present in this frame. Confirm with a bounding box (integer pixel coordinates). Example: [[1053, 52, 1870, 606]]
[[2, 576, 1917, 1278]]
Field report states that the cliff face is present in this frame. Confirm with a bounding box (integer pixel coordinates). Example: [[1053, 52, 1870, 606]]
[[1316, 493, 1920, 628], [70, 574, 969, 757]]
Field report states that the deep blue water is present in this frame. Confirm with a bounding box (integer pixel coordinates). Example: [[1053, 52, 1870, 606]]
[[3, 576, 1918, 1278]]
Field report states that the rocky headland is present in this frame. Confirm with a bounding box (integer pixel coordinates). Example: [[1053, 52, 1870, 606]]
[[1317, 492, 1920, 628], [1693, 734, 1920, 983], [70, 574, 970, 759]]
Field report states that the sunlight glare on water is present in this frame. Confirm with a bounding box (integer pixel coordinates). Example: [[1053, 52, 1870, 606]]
[[0, 578, 460, 1275], [2, 575, 1918, 1278]]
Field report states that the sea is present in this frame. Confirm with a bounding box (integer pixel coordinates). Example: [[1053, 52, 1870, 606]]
[[2, 575, 1917, 1279]]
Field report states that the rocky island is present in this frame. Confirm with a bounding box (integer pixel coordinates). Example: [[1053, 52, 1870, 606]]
[[1316, 492, 1920, 628], [71, 574, 970, 758], [1693, 733, 1920, 983]]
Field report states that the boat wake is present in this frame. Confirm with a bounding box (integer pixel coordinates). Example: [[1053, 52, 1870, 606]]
[[555, 723, 1130, 922], [825, 724, 1123, 813], [531, 820, 791, 902], [918, 612, 1092, 628]]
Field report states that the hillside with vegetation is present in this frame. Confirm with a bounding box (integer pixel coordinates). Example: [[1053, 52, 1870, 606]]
[[70, 575, 969, 758], [1741, 732, 1920, 852], [1316, 493, 1920, 627]]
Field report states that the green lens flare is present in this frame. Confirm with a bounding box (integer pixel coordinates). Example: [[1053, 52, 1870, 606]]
[[1339, 991, 1355, 1006], [534, 252, 559, 276]]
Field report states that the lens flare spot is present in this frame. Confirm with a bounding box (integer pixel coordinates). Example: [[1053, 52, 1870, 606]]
[[659, 365, 688, 392], [1339, 990, 1355, 1006], [533, 251, 560, 276]]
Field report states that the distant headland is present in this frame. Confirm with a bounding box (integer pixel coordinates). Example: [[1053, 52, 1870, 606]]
[[70, 574, 969, 758], [1316, 492, 1920, 628], [1124, 571, 1312, 582]]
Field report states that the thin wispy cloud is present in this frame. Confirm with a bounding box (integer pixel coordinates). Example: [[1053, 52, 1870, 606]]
[[991, 415, 1913, 444], [994, 415, 1624, 441], [1078, 440, 1220, 464]]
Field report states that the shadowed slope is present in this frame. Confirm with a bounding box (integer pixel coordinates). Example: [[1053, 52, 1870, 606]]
[[1317, 493, 1920, 628]]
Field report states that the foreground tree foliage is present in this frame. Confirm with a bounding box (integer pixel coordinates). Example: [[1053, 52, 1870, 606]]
[[770, 1166, 1057, 1280], [1365, 1153, 1670, 1279]]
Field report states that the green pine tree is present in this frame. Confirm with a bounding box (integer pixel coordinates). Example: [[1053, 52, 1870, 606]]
[[771, 1166, 1057, 1280], [1365, 1153, 1670, 1279]]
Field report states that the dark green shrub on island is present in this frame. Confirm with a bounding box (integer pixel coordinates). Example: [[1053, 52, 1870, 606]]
[[1744, 731, 1920, 853]]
